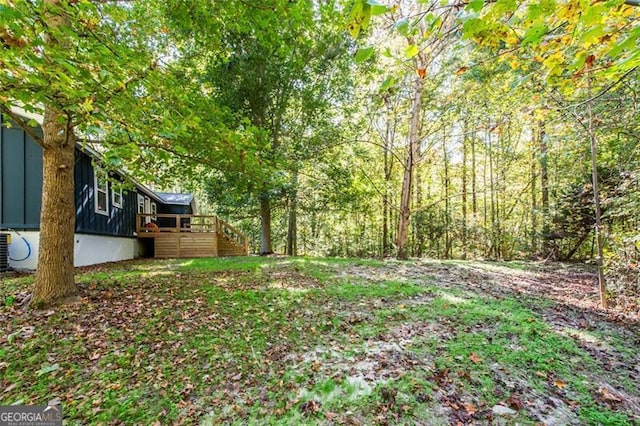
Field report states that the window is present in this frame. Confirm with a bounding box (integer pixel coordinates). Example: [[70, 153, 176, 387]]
[[137, 194, 148, 225], [94, 170, 109, 216], [137, 195, 145, 214], [112, 187, 123, 208], [151, 202, 157, 221]]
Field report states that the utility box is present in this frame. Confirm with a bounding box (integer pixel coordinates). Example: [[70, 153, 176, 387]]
[[0, 233, 9, 272]]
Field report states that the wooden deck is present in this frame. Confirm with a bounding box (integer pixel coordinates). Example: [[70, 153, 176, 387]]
[[136, 214, 248, 258]]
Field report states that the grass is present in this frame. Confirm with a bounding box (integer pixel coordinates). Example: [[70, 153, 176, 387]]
[[0, 256, 638, 424]]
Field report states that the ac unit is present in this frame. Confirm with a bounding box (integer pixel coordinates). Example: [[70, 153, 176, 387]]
[[0, 233, 9, 272]]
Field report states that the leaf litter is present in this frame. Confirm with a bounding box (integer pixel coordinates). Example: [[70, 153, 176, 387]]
[[0, 257, 638, 424]]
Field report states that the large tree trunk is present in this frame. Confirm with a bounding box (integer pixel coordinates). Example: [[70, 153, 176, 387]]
[[32, 107, 77, 306], [396, 76, 423, 260], [259, 196, 273, 255]]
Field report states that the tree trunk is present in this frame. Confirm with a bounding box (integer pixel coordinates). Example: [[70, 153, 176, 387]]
[[531, 122, 538, 255], [471, 133, 477, 216], [443, 136, 451, 258], [539, 121, 550, 256], [396, 76, 423, 260], [32, 107, 77, 306], [414, 168, 423, 257], [286, 175, 298, 256], [586, 67, 608, 308], [259, 196, 273, 255], [461, 132, 468, 260], [488, 124, 496, 258]]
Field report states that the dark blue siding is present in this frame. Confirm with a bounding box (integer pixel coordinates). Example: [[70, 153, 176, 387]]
[[74, 151, 137, 237], [0, 116, 43, 229], [1, 116, 141, 237]]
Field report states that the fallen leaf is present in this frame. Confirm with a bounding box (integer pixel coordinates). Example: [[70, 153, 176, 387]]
[[36, 364, 59, 377], [598, 386, 622, 403], [3, 384, 17, 394], [464, 403, 478, 415], [553, 379, 567, 389], [469, 353, 483, 363]]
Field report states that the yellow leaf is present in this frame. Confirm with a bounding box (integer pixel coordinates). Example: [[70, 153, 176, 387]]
[[554, 379, 567, 389]]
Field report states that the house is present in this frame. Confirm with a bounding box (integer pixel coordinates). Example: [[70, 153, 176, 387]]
[[0, 111, 248, 270]]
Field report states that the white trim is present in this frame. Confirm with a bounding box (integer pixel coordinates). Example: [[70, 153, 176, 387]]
[[94, 170, 109, 216], [137, 194, 145, 214], [144, 196, 151, 224], [151, 202, 157, 221], [112, 186, 123, 208]]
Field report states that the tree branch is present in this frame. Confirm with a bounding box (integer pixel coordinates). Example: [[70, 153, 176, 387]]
[[0, 105, 45, 148]]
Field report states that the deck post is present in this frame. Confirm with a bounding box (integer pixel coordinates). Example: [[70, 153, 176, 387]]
[[176, 215, 181, 232]]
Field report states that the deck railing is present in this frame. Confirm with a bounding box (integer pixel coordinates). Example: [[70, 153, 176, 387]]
[[136, 214, 249, 252]]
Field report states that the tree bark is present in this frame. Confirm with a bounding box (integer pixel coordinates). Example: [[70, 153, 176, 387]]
[[32, 107, 77, 306], [461, 131, 468, 260], [286, 174, 298, 256], [586, 66, 608, 308], [259, 196, 273, 255], [488, 124, 496, 258], [539, 121, 550, 256], [396, 76, 423, 260], [531, 122, 538, 255], [443, 136, 451, 258]]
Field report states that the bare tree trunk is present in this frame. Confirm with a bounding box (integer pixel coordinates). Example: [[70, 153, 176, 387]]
[[396, 76, 423, 260], [259, 196, 273, 255], [531, 122, 538, 255], [461, 131, 468, 260], [471, 133, 477, 216], [414, 168, 424, 257], [488, 125, 496, 258], [586, 66, 608, 308], [32, 107, 77, 306], [382, 122, 392, 256], [443, 137, 451, 258], [539, 122, 550, 256], [286, 194, 297, 256]]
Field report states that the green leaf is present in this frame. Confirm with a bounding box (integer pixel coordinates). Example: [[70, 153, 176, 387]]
[[405, 44, 420, 59], [355, 46, 375, 63], [466, 0, 484, 13], [366, 0, 388, 15], [461, 18, 485, 40], [579, 25, 605, 45], [37, 364, 60, 377], [394, 18, 410, 36], [494, 0, 517, 15], [346, 0, 365, 38], [380, 75, 395, 91], [522, 23, 548, 46]]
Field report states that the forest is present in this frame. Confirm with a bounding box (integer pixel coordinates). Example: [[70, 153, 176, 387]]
[[2, 1, 640, 423], [1, 0, 639, 307]]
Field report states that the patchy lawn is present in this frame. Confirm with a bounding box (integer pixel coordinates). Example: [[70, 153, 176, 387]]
[[1, 257, 639, 425]]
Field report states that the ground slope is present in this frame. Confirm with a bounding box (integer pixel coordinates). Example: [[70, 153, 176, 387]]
[[1, 257, 638, 425]]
